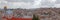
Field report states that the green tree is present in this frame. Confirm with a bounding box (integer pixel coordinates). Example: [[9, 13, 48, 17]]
[[36, 15, 39, 20], [32, 14, 39, 20]]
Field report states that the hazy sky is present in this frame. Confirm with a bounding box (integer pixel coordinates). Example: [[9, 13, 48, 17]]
[[0, 0, 60, 9]]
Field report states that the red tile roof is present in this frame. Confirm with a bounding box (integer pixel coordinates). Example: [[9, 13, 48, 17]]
[[2, 16, 32, 20]]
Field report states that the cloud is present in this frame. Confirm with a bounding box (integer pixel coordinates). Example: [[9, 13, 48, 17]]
[[0, 0, 34, 9], [6, 0, 34, 3], [56, 0, 60, 4], [53, 4, 60, 8], [7, 2, 32, 9], [32, 0, 41, 7], [0, 1, 1, 3], [1, 0, 60, 9]]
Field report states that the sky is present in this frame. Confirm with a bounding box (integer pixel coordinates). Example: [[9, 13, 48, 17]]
[[0, 0, 60, 9]]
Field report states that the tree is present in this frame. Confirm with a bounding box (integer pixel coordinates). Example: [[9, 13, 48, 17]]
[[32, 14, 36, 20], [36, 16, 39, 20], [32, 14, 39, 20]]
